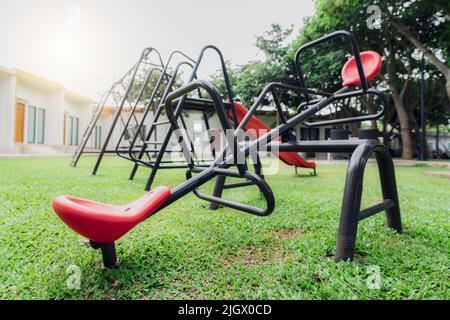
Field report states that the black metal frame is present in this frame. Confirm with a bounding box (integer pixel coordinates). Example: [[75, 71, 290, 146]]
[[126, 51, 199, 168], [267, 140, 402, 261], [94, 48, 165, 175], [73, 47, 166, 175], [70, 51, 159, 169], [295, 30, 386, 127], [131, 45, 261, 192], [126, 54, 218, 183], [81, 31, 402, 268], [157, 30, 400, 263], [71, 84, 119, 167]]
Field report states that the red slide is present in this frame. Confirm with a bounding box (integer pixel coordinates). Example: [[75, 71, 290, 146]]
[[228, 102, 316, 173]]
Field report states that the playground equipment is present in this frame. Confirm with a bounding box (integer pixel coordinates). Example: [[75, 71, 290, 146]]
[[130, 45, 317, 191], [53, 31, 402, 268], [71, 48, 165, 168], [228, 102, 317, 175], [71, 47, 239, 190], [112, 50, 223, 179], [71, 45, 316, 190], [129, 46, 241, 191]]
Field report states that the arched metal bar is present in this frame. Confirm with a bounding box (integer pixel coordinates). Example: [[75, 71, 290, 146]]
[[188, 45, 238, 126], [92, 47, 162, 175], [294, 30, 368, 95], [302, 88, 389, 127], [335, 140, 402, 261], [128, 60, 196, 168], [187, 169, 275, 216], [114, 67, 161, 159], [163, 80, 243, 172]]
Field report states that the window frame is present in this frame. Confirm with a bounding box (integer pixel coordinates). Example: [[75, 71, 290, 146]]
[[26, 105, 37, 144]]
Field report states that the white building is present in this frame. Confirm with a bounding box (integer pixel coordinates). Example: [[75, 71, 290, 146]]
[[0, 66, 100, 154]]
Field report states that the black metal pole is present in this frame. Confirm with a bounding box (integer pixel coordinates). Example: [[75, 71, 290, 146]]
[[419, 55, 427, 161], [436, 124, 439, 154]]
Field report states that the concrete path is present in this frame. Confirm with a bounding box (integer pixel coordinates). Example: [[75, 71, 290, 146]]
[[422, 171, 450, 179], [395, 160, 450, 168]]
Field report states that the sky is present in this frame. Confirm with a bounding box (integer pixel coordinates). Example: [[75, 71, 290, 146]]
[[0, 0, 315, 99]]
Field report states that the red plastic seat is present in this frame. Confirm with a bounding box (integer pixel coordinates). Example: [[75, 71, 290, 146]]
[[53, 186, 171, 243], [341, 51, 382, 87]]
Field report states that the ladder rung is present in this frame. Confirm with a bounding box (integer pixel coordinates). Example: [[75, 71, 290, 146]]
[[145, 149, 183, 153], [153, 121, 170, 126], [358, 199, 394, 221], [223, 181, 256, 190]]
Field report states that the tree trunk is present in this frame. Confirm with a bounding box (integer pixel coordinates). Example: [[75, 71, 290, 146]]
[[391, 93, 414, 159], [446, 73, 450, 102], [360, 97, 378, 130], [350, 122, 359, 137], [436, 125, 440, 153], [383, 51, 414, 159]]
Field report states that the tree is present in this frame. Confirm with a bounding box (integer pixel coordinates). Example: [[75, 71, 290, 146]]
[[286, 0, 449, 159], [211, 24, 296, 108], [213, 1, 449, 159], [388, 0, 450, 101]]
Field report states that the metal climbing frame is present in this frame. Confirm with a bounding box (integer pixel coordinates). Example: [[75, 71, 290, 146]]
[[125, 51, 216, 183], [71, 48, 164, 169], [130, 45, 264, 192], [116, 51, 197, 166], [71, 87, 114, 167], [91, 48, 165, 175]]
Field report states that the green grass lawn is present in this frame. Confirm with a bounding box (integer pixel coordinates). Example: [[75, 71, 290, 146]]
[[0, 156, 448, 300]]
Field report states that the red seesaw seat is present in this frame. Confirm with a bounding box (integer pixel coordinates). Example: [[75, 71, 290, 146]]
[[53, 186, 171, 243], [341, 51, 382, 87]]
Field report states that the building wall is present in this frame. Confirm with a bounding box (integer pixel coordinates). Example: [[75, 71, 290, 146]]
[[94, 109, 148, 150], [16, 80, 63, 146], [0, 74, 16, 147], [95, 111, 120, 150], [427, 132, 450, 152], [0, 68, 94, 154], [63, 95, 92, 147]]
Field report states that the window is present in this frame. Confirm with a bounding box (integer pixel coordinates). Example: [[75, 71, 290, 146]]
[[27, 106, 36, 143], [37, 108, 45, 144], [300, 128, 320, 141], [68, 116, 73, 145], [73, 117, 79, 146], [67, 115, 80, 146], [27, 106, 45, 144], [93, 126, 102, 149], [193, 122, 203, 147]]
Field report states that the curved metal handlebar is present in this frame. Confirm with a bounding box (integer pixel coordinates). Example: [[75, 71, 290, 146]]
[[302, 88, 390, 127], [167, 50, 196, 64], [189, 45, 239, 126], [164, 80, 246, 174], [295, 30, 368, 94], [187, 169, 275, 217], [234, 82, 332, 135]]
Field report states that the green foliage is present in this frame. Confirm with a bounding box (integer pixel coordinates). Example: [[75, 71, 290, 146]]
[[127, 67, 165, 107], [212, 23, 298, 108], [211, 0, 449, 148], [0, 157, 448, 299]]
